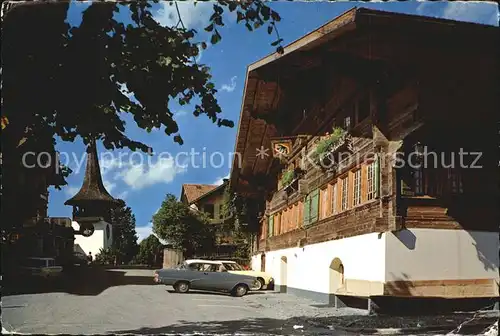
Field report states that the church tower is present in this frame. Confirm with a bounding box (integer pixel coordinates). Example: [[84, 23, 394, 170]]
[[65, 139, 118, 237]]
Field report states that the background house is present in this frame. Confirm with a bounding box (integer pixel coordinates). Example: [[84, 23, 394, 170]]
[[180, 180, 238, 258]]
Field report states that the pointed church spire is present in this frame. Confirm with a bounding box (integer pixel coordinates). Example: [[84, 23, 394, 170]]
[[65, 139, 117, 206]]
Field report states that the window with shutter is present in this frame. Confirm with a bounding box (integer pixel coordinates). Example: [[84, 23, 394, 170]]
[[341, 177, 349, 211], [303, 194, 311, 226], [320, 187, 329, 219], [374, 154, 380, 198], [353, 169, 361, 206], [298, 200, 304, 227], [310, 189, 319, 223], [331, 183, 337, 214], [268, 216, 274, 238], [367, 162, 376, 201]]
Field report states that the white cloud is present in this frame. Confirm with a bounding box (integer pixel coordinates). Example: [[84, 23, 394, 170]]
[[136, 222, 170, 245], [120, 157, 187, 190], [175, 110, 188, 118], [154, 2, 212, 29], [103, 180, 116, 194], [212, 173, 230, 186], [442, 2, 497, 25], [136, 222, 153, 243], [417, 1, 498, 25], [116, 190, 129, 200], [65, 185, 80, 197], [220, 76, 237, 93]]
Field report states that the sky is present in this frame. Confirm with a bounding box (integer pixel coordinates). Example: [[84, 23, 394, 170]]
[[48, 1, 498, 242]]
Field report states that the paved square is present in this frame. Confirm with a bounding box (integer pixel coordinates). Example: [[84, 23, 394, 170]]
[[2, 268, 362, 335]]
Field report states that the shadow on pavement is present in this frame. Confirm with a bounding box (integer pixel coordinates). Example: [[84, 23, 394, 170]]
[[110, 312, 499, 336], [2, 267, 155, 296], [165, 289, 267, 296], [109, 316, 355, 336]]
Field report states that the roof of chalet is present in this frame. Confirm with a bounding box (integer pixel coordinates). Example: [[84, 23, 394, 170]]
[[229, 6, 498, 190], [65, 140, 118, 206], [181, 184, 218, 204], [182, 180, 228, 205]]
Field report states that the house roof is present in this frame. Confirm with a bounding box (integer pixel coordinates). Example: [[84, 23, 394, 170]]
[[181, 180, 229, 205], [65, 140, 117, 206], [181, 184, 218, 204], [229, 6, 498, 192]]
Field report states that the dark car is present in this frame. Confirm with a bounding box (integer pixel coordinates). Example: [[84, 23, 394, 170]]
[[154, 260, 260, 297]]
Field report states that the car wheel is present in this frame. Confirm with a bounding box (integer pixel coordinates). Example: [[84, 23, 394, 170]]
[[232, 284, 248, 297], [255, 278, 265, 290], [174, 281, 190, 293]]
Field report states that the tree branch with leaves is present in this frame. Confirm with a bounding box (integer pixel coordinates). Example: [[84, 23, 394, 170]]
[[2, 1, 284, 154]]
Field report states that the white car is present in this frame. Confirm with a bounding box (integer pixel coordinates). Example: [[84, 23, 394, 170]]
[[20, 257, 63, 278]]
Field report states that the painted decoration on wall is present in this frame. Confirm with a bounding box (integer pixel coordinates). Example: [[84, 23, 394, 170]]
[[270, 138, 293, 159]]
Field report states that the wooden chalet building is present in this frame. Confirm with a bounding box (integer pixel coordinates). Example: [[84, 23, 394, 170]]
[[229, 8, 499, 309], [180, 180, 239, 258]]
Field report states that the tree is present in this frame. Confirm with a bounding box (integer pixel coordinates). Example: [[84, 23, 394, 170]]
[[131, 234, 163, 266], [2, 1, 283, 157], [93, 199, 138, 265], [110, 199, 139, 264], [153, 194, 215, 258], [95, 246, 118, 265]]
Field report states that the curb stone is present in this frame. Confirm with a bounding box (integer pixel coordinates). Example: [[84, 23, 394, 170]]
[[307, 320, 495, 335]]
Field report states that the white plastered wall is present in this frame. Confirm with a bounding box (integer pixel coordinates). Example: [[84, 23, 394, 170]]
[[72, 220, 113, 257], [385, 228, 499, 282], [252, 232, 386, 294]]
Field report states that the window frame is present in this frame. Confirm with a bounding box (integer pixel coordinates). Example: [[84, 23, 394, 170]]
[[320, 187, 329, 219], [341, 176, 349, 211], [203, 204, 215, 219], [353, 169, 362, 206], [366, 161, 376, 201], [331, 182, 337, 215], [414, 164, 424, 195]]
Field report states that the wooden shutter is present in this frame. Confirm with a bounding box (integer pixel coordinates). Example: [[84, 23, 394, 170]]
[[374, 154, 380, 198], [298, 200, 303, 227], [268, 216, 274, 237], [310, 188, 320, 223], [361, 164, 367, 203], [303, 194, 311, 226]]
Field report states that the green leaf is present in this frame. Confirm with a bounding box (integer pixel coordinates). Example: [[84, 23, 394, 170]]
[[246, 9, 257, 20], [201, 42, 207, 50], [213, 4, 224, 15], [228, 2, 237, 11], [245, 22, 253, 31], [271, 10, 281, 22], [205, 24, 214, 32], [206, 82, 215, 90], [260, 6, 271, 19], [210, 30, 221, 44], [173, 134, 184, 145], [218, 119, 234, 128], [214, 16, 224, 26], [236, 11, 245, 23], [271, 38, 283, 46], [276, 46, 285, 55], [267, 25, 273, 34]]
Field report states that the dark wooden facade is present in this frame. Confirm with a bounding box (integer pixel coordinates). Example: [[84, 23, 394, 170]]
[[229, 8, 499, 254]]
